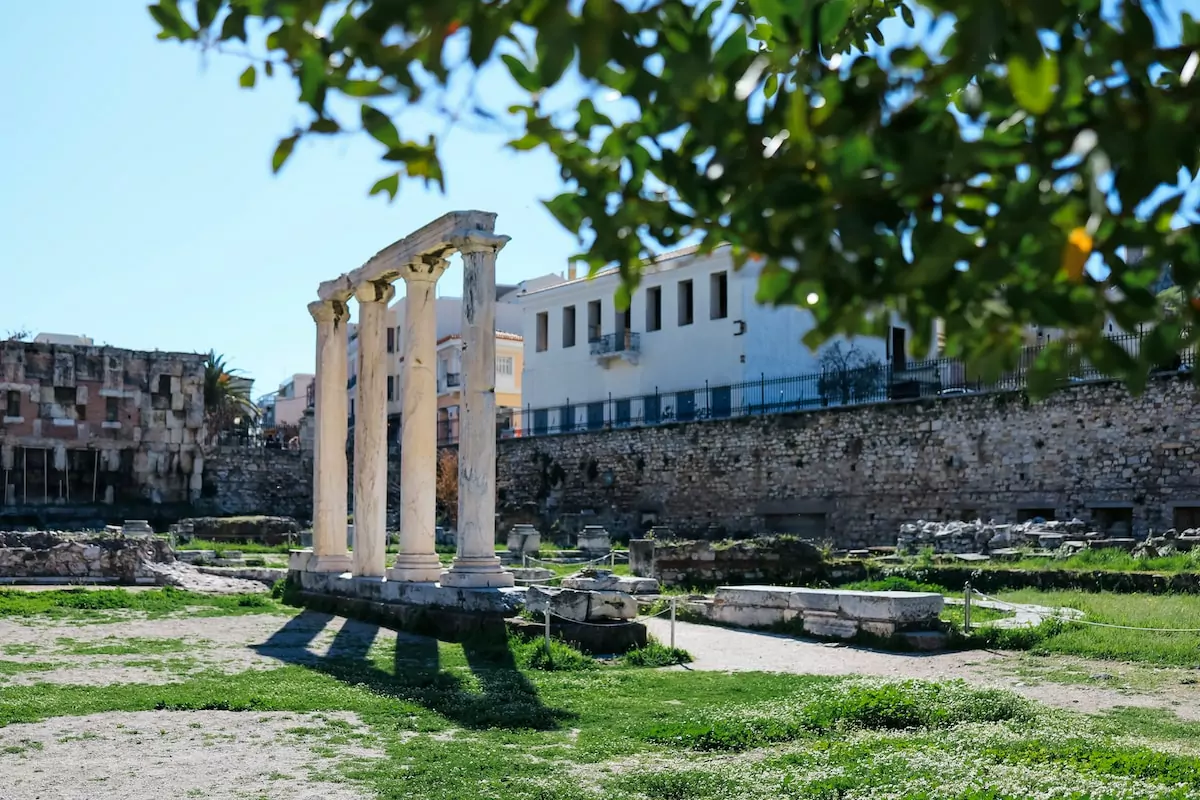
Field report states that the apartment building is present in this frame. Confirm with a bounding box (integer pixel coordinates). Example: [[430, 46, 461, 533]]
[[518, 246, 933, 430], [347, 274, 563, 441]]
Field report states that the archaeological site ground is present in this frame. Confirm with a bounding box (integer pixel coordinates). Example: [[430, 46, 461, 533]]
[[4, 214, 1200, 799]]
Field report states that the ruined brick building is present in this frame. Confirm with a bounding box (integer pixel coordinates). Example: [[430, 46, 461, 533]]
[[0, 337, 206, 526]]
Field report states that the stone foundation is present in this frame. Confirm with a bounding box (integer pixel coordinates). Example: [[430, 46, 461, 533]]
[[0, 531, 174, 582], [632, 537, 826, 588]]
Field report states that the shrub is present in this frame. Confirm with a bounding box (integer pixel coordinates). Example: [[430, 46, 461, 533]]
[[622, 637, 693, 667], [644, 679, 1032, 751], [511, 636, 597, 672]]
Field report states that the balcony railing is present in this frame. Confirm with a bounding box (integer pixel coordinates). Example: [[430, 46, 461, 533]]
[[590, 332, 641, 357], [445, 373, 461, 388]]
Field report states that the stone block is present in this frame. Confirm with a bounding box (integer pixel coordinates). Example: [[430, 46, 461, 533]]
[[710, 603, 792, 627], [561, 569, 659, 594], [802, 611, 858, 639], [587, 590, 637, 620], [288, 550, 312, 572], [715, 585, 804, 609], [507, 524, 540, 554], [577, 525, 611, 554], [525, 586, 590, 622], [837, 591, 943, 623], [786, 587, 843, 613]]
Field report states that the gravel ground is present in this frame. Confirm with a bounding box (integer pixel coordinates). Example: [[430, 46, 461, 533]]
[[0, 710, 379, 800], [0, 612, 394, 687], [644, 617, 1200, 720]]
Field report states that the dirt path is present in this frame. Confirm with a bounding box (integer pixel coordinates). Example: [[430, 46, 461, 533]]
[[644, 617, 1200, 720], [0, 710, 379, 800]]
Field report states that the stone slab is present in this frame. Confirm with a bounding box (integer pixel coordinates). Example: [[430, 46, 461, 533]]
[[561, 570, 659, 594], [802, 611, 858, 639], [714, 585, 808, 609], [837, 591, 943, 623], [293, 569, 526, 615], [709, 604, 793, 627], [524, 585, 637, 622]]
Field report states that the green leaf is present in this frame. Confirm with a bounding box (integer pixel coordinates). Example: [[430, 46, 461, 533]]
[[1007, 53, 1058, 115], [148, 1, 195, 40], [501, 54, 541, 93], [510, 133, 542, 151], [272, 134, 298, 174], [369, 173, 400, 200], [900, 3, 915, 28], [361, 106, 401, 150], [220, 7, 247, 41], [239, 65, 256, 89], [309, 118, 339, 134], [342, 80, 390, 98], [299, 52, 326, 106], [196, 0, 220, 29]]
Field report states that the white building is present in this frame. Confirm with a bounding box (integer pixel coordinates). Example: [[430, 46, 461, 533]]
[[32, 333, 93, 346], [517, 245, 933, 432], [347, 274, 564, 440], [258, 373, 314, 431]]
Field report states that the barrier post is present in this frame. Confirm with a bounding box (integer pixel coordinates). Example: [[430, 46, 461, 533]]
[[670, 596, 677, 650], [544, 609, 551, 654], [963, 582, 972, 632]]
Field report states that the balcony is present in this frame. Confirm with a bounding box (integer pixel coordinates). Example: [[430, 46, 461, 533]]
[[590, 332, 640, 367], [439, 372, 461, 394]]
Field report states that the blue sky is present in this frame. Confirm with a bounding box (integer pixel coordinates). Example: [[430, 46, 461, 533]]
[[0, 3, 581, 396]]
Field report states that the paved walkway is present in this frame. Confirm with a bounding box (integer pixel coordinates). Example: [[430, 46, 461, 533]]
[[643, 617, 1200, 720]]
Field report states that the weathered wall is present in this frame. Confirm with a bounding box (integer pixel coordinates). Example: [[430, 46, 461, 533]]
[[495, 377, 1200, 548], [201, 447, 312, 522], [0, 340, 206, 510]]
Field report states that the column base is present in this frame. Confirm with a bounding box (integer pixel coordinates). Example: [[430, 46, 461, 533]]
[[308, 553, 353, 574], [386, 553, 444, 583], [440, 556, 515, 588]]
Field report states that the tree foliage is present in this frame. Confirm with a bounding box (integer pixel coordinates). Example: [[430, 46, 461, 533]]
[[203, 350, 258, 439], [150, 0, 1200, 394]]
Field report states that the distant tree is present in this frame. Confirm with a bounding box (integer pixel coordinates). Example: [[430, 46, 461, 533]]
[[203, 351, 259, 440], [435, 448, 459, 529], [3, 328, 31, 342], [817, 342, 885, 406]]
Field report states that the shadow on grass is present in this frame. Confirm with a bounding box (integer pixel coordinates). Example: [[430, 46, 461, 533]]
[[253, 610, 574, 731]]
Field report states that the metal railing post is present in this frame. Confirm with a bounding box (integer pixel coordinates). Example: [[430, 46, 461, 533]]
[[544, 609, 552, 655], [670, 596, 677, 650], [963, 581, 972, 631]]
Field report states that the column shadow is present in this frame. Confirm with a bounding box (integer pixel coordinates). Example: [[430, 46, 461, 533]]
[[252, 615, 573, 731]]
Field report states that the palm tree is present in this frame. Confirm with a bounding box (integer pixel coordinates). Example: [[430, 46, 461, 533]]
[[203, 351, 259, 440]]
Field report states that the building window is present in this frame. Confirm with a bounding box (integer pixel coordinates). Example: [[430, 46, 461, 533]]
[[587, 300, 602, 342], [387, 375, 395, 401], [1174, 506, 1200, 530], [1092, 506, 1134, 536], [157, 375, 172, 396], [106, 397, 120, 422], [387, 327, 395, 353], [888, 326, 907, 371], [559, 403, 574, 433], [54, 386, 76, 406], [678, 280, 694, 326], [646, 286, 662, 332], [497, 356, 514, 376], [5, 390, 19, 418], [535, 312, 549, 352], [562, 306, 576, 348], [710, 271, 728, 319]]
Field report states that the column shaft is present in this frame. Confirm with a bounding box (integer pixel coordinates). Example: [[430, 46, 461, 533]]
[[352, 283, 392, 578], [308, 301, 351, 573], [443, 235, 513, 588], [388, 265, 445, 582]]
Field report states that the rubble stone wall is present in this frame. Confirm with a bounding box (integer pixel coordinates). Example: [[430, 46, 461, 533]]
[[0, 531, 174, 581], [201, 447, 312, 522], [495, 377, 1200, 548]]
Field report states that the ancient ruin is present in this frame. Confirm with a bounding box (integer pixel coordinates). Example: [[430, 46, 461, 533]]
[[302, 211, 514, 591]]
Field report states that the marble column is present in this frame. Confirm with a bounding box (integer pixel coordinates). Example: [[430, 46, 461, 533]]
[[352, 281, 394, 578], [308, 300, 352, 573], [387, 258, 447, 583], [443, 234, 514, 588]]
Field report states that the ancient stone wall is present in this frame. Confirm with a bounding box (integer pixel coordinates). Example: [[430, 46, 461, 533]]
[[0, 340, 206, 510], [0, 531, 174, 581], [201, 447, 313, 522], [495, 377, 1200, 548]]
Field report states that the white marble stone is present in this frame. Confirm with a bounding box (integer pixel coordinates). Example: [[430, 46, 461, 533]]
[[352, 282, 394, 578], [308, 300, 352, 574], [443, 235, 514, 589], [388, 263, 445, 583]]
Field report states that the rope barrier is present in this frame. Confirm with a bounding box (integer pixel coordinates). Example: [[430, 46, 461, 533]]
[[971, 590, 1200, 634], [541, 603, 674, 628], [523, 552, 625, 568]]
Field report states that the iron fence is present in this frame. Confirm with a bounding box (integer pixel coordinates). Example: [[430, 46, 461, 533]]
[[434, 329, 1190, 445]]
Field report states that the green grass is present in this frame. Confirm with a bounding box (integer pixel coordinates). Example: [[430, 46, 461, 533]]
[[995, 547, 1200, 574], [621, 637, 693, 667], [1, 652, 1196, 799], [0, 660, 59, 675], [974, 589, 1200, 666], [180, 539, 296, 555], [0, 587, 285, 621], [54, 636, 193, 656]]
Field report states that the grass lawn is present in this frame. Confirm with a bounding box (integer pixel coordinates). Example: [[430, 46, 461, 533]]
[[0, 587, 285, 623], [4, 589, 1200, 797], [989, 588, 1200, 667], [926, 546, 1200, 574], [3, 636, 1200, 798]]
